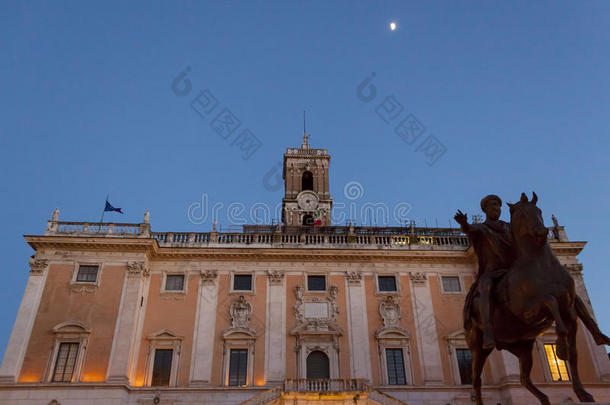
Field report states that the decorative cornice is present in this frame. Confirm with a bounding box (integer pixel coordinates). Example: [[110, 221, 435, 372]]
[[127, 261, 149, 278], [24, 235, 586, 264], [266, 270, 284, 285], [345, 271, 362, 285]]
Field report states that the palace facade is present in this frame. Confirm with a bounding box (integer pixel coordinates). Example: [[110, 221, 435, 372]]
[[1, 137, 609, 405]]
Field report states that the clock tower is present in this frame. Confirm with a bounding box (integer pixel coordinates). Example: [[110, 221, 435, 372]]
[[282, 134, 332, 226]]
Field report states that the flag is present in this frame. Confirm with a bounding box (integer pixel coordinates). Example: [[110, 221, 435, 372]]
[[313, 209, 322, 226], [104, 200, 123, 214]]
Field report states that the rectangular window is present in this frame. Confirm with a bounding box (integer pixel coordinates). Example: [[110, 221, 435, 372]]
[[307, 275, 326, 291], [76, 265, 99, 283], [151, 349, 173, 386], [442, 276, 461, 293], [456, 348, 473, 384], [165, 274, 185, 291], [544, 344, 570, 381], [52, 342, 79, 382], [229, 349, 248, 386], [386, 348, 406, 385], [378, 276, 397, 292], [233, 275, 252, 291]]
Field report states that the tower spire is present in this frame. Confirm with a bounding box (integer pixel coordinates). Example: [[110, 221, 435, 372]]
[[302, 110, 309, 149]]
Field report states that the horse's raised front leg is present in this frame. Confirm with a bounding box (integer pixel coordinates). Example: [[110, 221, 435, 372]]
[[566, 307, 596, 402], [544, 295, 568, 360], [510, 341, 550, 405]]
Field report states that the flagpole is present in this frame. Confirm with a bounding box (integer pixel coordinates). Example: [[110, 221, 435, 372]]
[[100, 194, 108, 223]]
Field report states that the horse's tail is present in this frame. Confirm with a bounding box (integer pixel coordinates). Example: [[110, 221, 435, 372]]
[[574, 295, 610, 346]]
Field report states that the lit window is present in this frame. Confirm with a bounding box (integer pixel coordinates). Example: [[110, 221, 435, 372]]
[[456, 348, 472, 385], [386, 348, 406, 385], [378, 276, 397, 292], [233, 275, 252, 291], [151, 349, 173, 386], [442, 276, 461, 293], [76, 265, 98, 283], [165, 274, 185, 291], [544, 344, 570, 381], [229, 349, 248, 386], [52, 342, 79, 382], [308, 275, 326, 291]]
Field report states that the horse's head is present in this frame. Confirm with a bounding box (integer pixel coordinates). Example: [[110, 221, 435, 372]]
[[507, 192, 548, 246]]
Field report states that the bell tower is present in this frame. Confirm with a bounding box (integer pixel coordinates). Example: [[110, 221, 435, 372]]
[[282, 134, 332, 226]]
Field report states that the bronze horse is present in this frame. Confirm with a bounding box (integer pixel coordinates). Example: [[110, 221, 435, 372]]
[[464, 193, 610, 405]]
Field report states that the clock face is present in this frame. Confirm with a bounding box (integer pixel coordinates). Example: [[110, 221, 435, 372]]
[[297, 191, 319, 211]]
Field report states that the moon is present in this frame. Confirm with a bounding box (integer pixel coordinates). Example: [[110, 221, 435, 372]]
[[389, 21, 397, 31]]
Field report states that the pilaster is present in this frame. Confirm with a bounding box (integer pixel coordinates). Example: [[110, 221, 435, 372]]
[[0, 257, 49, 384], [345, 271, 372, 381], [189, 270, 219, 386], [264, 270, 286, 383], [568, 263, 610, 382], [409, 272, 444, 385], [105, 261, 150, 384]]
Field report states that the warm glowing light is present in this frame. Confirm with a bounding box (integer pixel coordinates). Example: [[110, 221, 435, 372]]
[[544, 344, 570, 381], [19, 374, 41, 383], [133, 377, 145, 387], [81, 373, 105, 382], [255, 378, 266, 386], [389, 22, 397, 31]]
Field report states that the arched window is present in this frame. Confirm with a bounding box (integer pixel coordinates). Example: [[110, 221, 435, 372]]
[[302, 171, 313, 191], [306, 350, 330, 379], [46, 321, 91, 383]]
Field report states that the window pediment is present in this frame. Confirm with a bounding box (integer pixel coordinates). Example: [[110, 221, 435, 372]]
[[222, 328, 256, 340], [52, 321, 90, 334], [446, 329, 466, 342], [148, 329, 183, 341], [376, 326, 410, 340]]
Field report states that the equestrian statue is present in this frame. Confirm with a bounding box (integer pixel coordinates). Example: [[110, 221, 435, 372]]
[[455, 192, 610, 405]]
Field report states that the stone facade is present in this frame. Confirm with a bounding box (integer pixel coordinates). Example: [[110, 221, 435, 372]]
[[1, 140, 609, 405]]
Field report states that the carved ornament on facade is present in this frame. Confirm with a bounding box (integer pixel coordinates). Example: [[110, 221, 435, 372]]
[[328, 286, 339, 321], [409, 272, 427, 285], [230, 295, 252, 329], [345, 271, 362, 285], [306, 345, 328, 355], [70, 285, 97, 295], [379, 296, 401, 328], [127, 261, 149, 278], [294, 285, 305, 323], [200, 269, 218, 284], [267, 270, 284, 285], [293, 285, 339, 325], [29, 257, 48, 275]]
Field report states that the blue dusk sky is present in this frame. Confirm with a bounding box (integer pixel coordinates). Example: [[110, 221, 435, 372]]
[[1, 1, 609, 359]]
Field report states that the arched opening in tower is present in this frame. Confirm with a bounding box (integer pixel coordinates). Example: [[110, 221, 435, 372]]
[[302, 214, 314, 226], [302, 171, 313, 191]]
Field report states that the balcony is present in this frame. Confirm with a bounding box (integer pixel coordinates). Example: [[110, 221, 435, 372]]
[[43, 219, 569, 250], [240, 379, 408, 405]]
